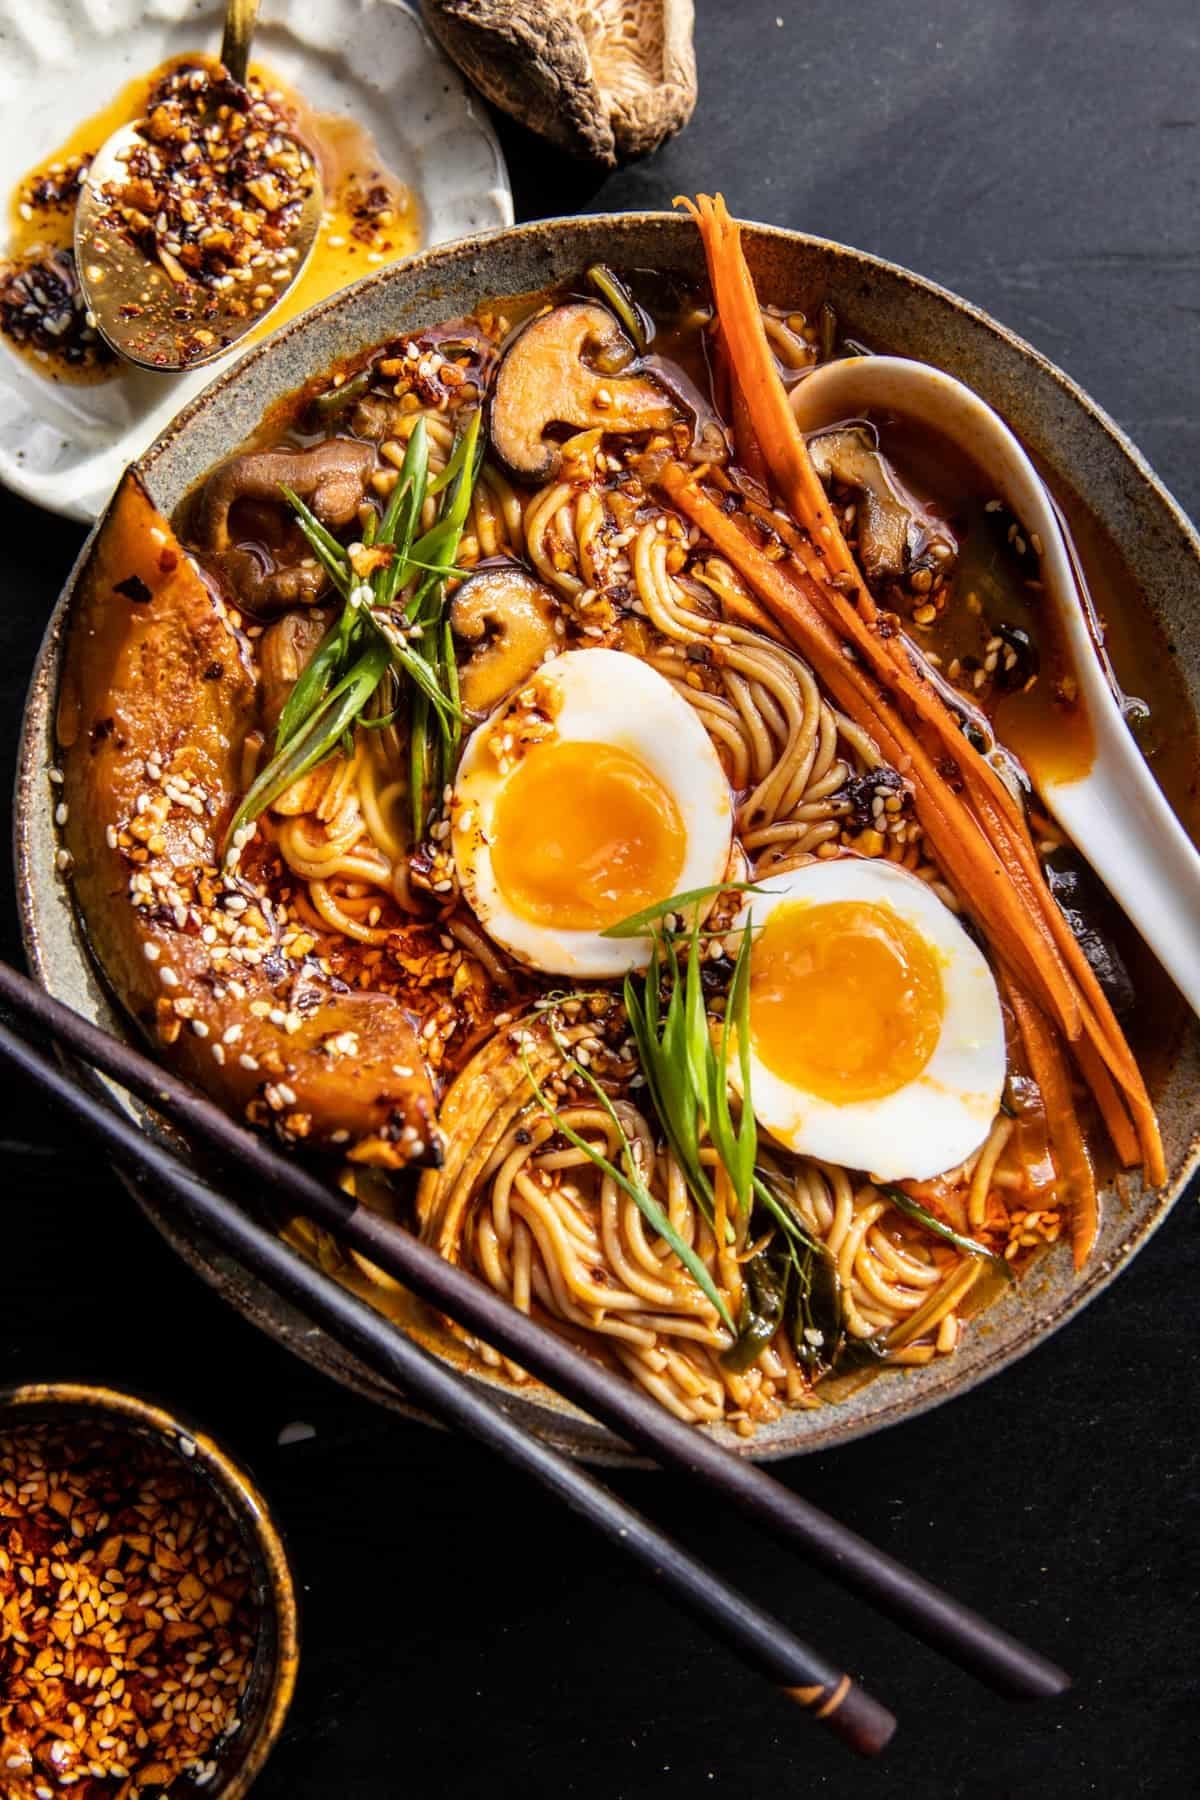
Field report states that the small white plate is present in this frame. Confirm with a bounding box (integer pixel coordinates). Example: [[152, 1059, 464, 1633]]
[[0, 0, 512, 519]]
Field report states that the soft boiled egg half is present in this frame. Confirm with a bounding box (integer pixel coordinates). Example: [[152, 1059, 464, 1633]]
[[730, 858, 1005, 1182], [451, 648, 734, 976]]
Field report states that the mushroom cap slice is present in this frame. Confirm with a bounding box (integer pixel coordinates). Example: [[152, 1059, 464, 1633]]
[[807, 426, 955, 586], [450, 565, 560, 714], [421, 1, 697, 166], [58, 471, 439, 1168], [190, 439, 376, 617], [490, 300, 677, 482], [194, 439, 374, 553]]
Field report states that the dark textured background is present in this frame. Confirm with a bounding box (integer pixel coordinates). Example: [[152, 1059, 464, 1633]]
[[2, 1, 1198, 1794]]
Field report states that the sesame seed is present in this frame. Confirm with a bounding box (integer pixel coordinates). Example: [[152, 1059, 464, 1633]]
[[0, 1419, 258, 1790]]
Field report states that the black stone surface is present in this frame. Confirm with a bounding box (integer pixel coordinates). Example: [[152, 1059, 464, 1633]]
[[1, 2, 1197, 1794]]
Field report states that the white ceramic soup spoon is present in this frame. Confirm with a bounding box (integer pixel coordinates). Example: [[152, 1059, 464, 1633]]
[[789, 354, 1200, 1017]]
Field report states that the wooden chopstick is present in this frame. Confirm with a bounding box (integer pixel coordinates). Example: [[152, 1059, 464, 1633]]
[[0, 999, 894, 1757], [0, 960, 1069, 1702]]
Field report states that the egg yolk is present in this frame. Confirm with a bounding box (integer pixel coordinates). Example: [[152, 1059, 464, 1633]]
[[749, 899, 944, 1103], [489, 739, 687, 930]]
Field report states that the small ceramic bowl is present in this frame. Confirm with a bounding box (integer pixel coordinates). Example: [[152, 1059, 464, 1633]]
[[0, 1382, 299, 1799]]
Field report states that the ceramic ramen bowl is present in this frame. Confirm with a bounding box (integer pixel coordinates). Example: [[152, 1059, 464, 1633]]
[[15, 214, 1200, 1462]]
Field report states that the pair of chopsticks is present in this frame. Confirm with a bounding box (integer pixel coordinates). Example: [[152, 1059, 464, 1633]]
[[0, 960, 1070, 1755]]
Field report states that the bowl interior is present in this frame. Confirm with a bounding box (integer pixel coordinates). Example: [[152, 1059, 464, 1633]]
[[0, 1382, 298, 1798], [16, 214, 1200, 1463]]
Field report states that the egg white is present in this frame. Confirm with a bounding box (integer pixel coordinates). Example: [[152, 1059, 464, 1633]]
[[730, 859, 1005, 1181], [451, 648, 734, 976]]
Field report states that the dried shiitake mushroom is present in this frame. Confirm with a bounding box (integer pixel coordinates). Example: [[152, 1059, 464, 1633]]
[[421, 1, 697, 167]]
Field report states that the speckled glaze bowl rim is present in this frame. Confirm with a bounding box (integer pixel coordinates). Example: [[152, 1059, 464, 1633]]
[[15, 210, 1200, 1465], [0, 1381, 300, 1796]]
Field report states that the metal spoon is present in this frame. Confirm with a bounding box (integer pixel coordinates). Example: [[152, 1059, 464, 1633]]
[[74, 0, 323, 372], [790, 354, 1200, 1016]]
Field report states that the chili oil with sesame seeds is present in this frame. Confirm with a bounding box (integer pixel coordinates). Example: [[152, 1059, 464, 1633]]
[[0, 53, 418, 385], [0, 1420, 259, 1798]]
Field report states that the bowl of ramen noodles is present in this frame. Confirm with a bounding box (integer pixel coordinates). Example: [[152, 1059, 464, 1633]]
[[18, 203, 1200, 1461]]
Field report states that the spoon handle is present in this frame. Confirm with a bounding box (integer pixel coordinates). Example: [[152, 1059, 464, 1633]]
[[220, 0, 261, 86], [1034, 479, 1200, 1015]]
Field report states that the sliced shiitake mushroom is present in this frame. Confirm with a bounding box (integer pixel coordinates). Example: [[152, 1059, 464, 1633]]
[[807, 426, 952, 586], [258, 607, 332, 733], [194, 439, 374, 553], [450, 564, 559, 713], [421, 1, 697, 167], [190, 440, 375, 617], [189, 439, 376, 622], [491, 301, 676, 482]]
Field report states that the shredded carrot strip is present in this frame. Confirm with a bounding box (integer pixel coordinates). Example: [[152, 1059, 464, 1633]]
[[714, 576, 783, 643], [717, 329, 769, 488], [1006, 981, 1099, 1269], [963, 766, 1160, 1174], [670, 190, 1164, 1192], [730, 371, 769, 489], [675, 193, 863, 594], [1073, 1035, 1141, 1170]]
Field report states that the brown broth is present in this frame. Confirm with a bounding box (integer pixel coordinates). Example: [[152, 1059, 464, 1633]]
[[868, 411, 1200, 834]]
